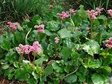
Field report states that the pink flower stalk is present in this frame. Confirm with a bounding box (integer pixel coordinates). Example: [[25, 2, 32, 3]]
[[96, 7, 104, 14], [105, 37, 112, 49], [57, 11, 70, 20], [7, 22, 19, 30], [108, 9, 112, 16], [55, 37, 59, 44], [69, 9, 77, 15], [87, 10, 98, 20]]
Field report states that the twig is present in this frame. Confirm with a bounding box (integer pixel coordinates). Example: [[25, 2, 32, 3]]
[[61, 66, 79, 81]]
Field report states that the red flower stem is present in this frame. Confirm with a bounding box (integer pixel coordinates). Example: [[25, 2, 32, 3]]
[[104, 48, 109, 58], [20, 54, 23, 61], [33, 55, 36, 64], [90, 19, 93, 38], [28, 54, 31, 62]]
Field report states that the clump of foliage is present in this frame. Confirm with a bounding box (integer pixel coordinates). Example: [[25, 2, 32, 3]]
[[0, 0, 64, 22], [0, 5, 112, 84]]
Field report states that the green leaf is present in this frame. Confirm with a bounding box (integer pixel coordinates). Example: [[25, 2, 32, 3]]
[[32, 15, 42, 24], [8, 73, 14, 80], [34, 56, 48, 66], [0, 40, 11, 51], [45, 65, 53, 76], [60, 47, 72, 61], [72, 14, 81, 27], [65, 74, 77, 83], [32, 71, 39, 79], [14, 62, 19, 68], [77, 5, 88, 20], [91, 74, 104, 84], [27, 78, 38, 84], [82, 40, 100, 56], [64, 66, 70, 73], [15, 68, 30, 81], [4, 68, 14, 76], [100, 66, 111, 73], [52, 62, 63, 73], [14, 31, 25, 44], [82, 59, 101, 68], [45, 30, 52, 36], [79, 75, 86, 82], [58, 28, 72, 38], [46, 21, 60, 31], [2, 64, 9, 69]]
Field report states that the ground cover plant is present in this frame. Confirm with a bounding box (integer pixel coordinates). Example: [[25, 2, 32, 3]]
[[0, 5, 112, 84]]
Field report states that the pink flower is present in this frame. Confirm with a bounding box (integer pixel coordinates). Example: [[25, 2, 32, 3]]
[[86, 27, 90, 30], [38, 29, 45, 33], [39, 24, 44, 28], [7, 22, 12, 25], [16, 47, 24, 54], [69, 9, 77, 15], [29, 46, 35, 52], [55, 37, 59, 44], [87, 10, 98, 20], [12, 25, 17, 30], [108, 9, 112, 16], [49, 5, 53, 8], [96, 7, 104, 14], [16, 41, 42, 55], [105, 37, 112, 49], [34, 24, 45, 33], [34, 25, 39, 28], [16, 47, 23, 54], [35, 48, 41, 53], [7, 22, 19, 30], [14, 23, 19, 27], [33, 41, 41, 47], [33, 41, 41, 54], [57, 11, 70, 20], [105, 44, 112, 49], [34, 24, 44, 29]]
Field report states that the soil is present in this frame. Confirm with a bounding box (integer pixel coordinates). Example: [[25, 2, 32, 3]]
[[0, 76, 27, 84]]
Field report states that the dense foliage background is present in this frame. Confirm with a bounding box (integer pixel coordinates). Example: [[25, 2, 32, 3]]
[[0, 0, 112, 84]]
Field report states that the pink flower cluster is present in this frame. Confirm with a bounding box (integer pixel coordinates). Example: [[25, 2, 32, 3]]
[[87, 10, 98, 20], [57, 9, 77, 20], [105, 37, 112, 49], [57, 11, 70, 20], [96, 7, 104, 14], [69, 9, 77, 15], [55, 37, 59, 44], [108, 9, 112, 16], [16, 41, 41, 54], [34, 24, 45, 33], [7, 22, 19, 30]]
